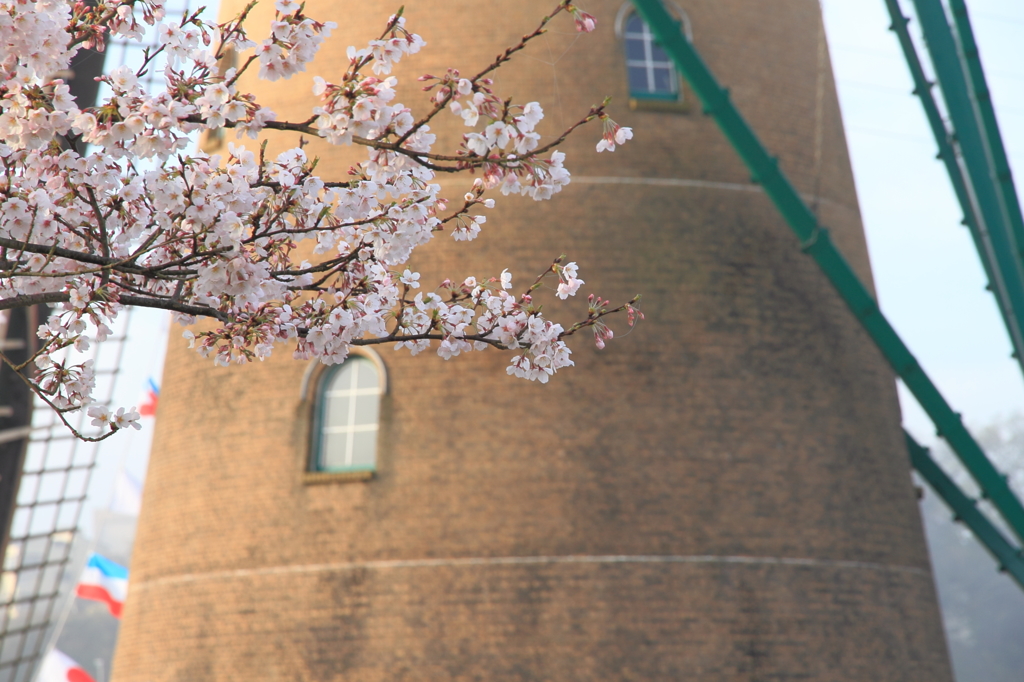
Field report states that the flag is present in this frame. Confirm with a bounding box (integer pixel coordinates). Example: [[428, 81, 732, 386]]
[[37, 649, 96, 682], [76, 553, 128, 618], [139, 377, 159, 417], [110, 470, 142, 516]]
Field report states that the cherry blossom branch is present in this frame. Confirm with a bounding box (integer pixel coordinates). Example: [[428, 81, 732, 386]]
[[0, 291, 70, 311], [392, 2, 571, 150], [0, 0, 638, 431]]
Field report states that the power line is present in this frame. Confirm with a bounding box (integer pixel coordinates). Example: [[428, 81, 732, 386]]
[[837, 78, 914, 95], [830, 43, 1024, 83], [847, 126, 934, 143], [972, 11, 1024, 27]]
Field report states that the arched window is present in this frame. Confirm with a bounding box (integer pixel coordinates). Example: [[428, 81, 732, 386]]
[[311, 355, 383, 473], [623, 13, 679, 100], [616, 3, 691, 107]]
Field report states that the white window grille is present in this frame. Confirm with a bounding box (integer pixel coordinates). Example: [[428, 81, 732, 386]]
[[623, 12, 681, 100], [314, 356, 383, 473]]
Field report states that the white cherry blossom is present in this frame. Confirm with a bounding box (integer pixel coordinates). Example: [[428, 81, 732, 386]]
[[0, 0, 637, 439]]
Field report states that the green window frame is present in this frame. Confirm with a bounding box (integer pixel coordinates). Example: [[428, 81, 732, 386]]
[[311, 355, 383, 473]]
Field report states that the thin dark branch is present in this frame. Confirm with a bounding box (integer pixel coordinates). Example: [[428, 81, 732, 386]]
[[0, 291, 70, 311], [393, 2, 571, 147], [118, 294, 229, 321], [0, 236, 127, 270]]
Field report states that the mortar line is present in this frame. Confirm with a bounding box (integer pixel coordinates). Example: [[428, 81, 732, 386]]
[[133, 553, 929, 591], [570, 176, 855, 214]]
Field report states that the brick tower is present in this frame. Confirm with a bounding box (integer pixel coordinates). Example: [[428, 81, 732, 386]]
[[111, 1, 953, 680]]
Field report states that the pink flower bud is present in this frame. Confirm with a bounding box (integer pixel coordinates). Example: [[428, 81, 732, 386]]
[[570, 8, 597, 33]]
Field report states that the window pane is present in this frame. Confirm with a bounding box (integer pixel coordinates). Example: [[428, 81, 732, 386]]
[[625, 37, 646, 61], [20, 628, 41, 658], [29, 597, 53, 625], [354, 360, 379, 389], [38, 472, 66, 503], [15, 660, 34, 682], [56, 501, 80, 531], [625, 13, 645, 33], [50, 439, 75, 469], [8, 509, 28, 540], [22, 538, 47, 567], [16, 476, 38, 506], [325, 396, 350, 425], [36, 565, 60, 596], [29, 506, 57, 535], [628, 66, 650, 93], [327, 362, 356, 393], [4, 604, 27, 632], [0, 633, 23, 663], [653, 67, 676, 94], [650, 41, 670, 63], [64, 469, 89, 498], [320, 432, 350, 470], [352, 397, 379, 426], [14, 569, 38, 600], [350, 431, 378, 469], [45, 541, 68, 563]]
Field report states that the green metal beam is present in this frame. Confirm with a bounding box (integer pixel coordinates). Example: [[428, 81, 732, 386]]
[[883, 2, 969, 216], [909, 0, 1024, 375], [626, 0, 1024, 546], [947, 0, 1024, 266], [882, 0, 1009, 358], [906, 431, 1024, 591]]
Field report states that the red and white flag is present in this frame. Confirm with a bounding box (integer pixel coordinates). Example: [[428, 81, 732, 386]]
[[37, 649, 96, 682]]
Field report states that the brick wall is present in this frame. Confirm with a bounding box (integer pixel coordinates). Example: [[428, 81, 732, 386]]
[[111, 1, 953, 680]]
